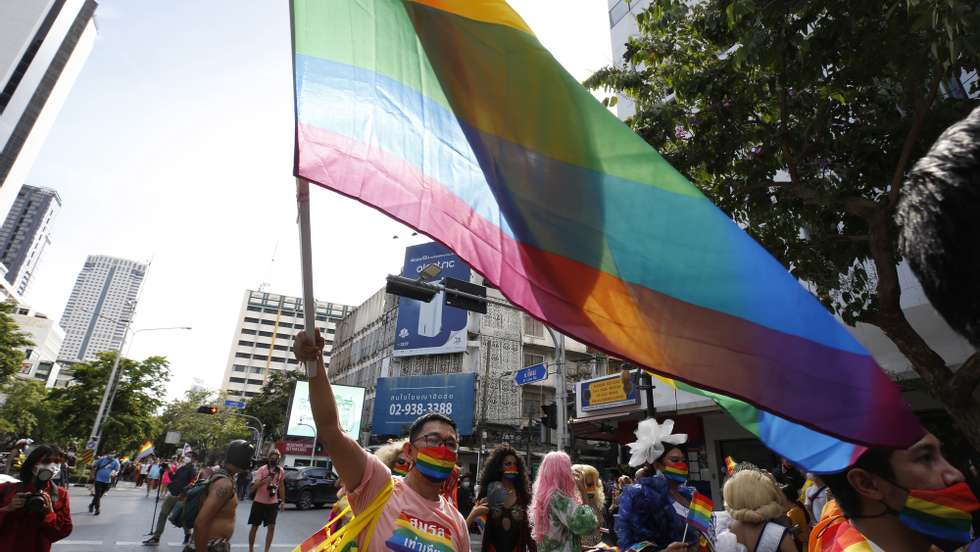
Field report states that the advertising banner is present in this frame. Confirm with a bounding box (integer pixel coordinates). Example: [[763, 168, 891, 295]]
[[372, 373, 477, 436], [578, 371, 640, 413], [287, 381, 365, 441], [393, 242, 471, 357]]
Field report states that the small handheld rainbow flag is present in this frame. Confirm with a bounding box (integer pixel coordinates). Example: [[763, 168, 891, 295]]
[[724, 456, 736, 476], [687, 493, 714, 534], [136, 440, 154, 461]]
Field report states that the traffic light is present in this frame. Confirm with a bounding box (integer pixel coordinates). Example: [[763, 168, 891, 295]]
[[541, 403, 557, 429], [196, 405, 218, 414]]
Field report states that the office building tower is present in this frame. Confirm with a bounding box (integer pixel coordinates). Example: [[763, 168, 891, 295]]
[[0, 0, 98, 219], [221, 290, 353, 399], [0, 185, 60, 295], [58, 255, 146, 363]]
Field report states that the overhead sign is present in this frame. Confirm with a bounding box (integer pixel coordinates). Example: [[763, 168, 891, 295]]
[[223, 399, 246, 409], [164, 431, 181, 445], [577, 371, 639, 413], [372, 373, 477, 436], [287, 381, 365, 441], [393, 242, 471, 357], [515, 363, 547, 385]]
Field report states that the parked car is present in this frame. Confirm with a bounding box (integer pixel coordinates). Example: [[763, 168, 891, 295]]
[[284, 466, 339, 510]]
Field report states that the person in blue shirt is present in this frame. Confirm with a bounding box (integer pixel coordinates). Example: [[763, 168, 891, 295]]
[[88, 453, 119, 515]]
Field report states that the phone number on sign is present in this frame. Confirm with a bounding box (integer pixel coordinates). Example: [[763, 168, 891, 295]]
[[388, 402, 453, 416]]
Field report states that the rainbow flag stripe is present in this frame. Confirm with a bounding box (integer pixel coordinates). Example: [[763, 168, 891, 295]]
[[290, 0, 921, 447], [662, 463, 689, 483], [724, 456, 736, 476], [136, 441, 154, 461], [386, 514, 455, 552], [900, 484, 978, 543], [687, 493, 713, 533], [414, 447, 455, 480], [653, 374, 867, 473]]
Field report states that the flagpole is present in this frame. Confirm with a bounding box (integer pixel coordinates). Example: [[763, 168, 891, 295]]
[[296, 177, 319, 377]]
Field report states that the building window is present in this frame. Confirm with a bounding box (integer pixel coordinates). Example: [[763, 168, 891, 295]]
[[247, 378, 264, 385], [250, 367, 263, 374], [238, 340, 254, 347], [524, 352, 545, 368], [229, 377, 246, 383], [523, 315, 545, 338], [235, 352, 250, 359], [609, 0, 631, 26], [244, 391, 258, 397], [241, 328, 257, 335], [244, 317, 260, 324], [232, 365, 246, 372]]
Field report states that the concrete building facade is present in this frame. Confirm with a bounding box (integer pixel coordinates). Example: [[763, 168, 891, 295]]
[[0, 0, 97, 219], [10, 306, 63, 388], [0, 185, 60, 295], [219, 290, 353, 399], [58, 255, 146, 363]]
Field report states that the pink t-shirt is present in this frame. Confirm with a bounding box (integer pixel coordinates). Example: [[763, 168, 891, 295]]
[[346, 449, 469, 552], [252, 464, 284, 505]]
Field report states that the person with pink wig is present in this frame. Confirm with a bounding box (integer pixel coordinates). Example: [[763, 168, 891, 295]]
[[529, 452, 597, 552]]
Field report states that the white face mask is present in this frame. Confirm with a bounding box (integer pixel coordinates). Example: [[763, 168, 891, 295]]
[[35, 463, 61, 481]]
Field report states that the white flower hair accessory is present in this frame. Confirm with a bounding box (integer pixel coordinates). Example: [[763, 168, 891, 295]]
[[627, 418, 688, 467]]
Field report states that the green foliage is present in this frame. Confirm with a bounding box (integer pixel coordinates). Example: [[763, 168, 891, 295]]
[[586, 0, 979, 326], [156, 389, 250, 462], [0, 378, 52, 439], [242, 369, 304, 443], [47, 353, 170, 454], [0, 302, 34, 383]]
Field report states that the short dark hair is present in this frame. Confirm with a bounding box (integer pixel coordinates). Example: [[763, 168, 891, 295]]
[[896, 105, 980, 346], [822, 448, 895, 518], [654, 443, 688, 465], [408, 412, 457, 443]]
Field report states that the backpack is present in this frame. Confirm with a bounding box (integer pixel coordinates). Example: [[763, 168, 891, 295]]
[[170, 472, 231, 529]]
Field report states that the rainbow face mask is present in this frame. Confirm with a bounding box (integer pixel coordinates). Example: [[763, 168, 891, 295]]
[[503, 465, 519, 480], [414, 446, 457, 482], [896, 482, 980, 545], [392, 456, 412, 477], [662, 461, 689, 484]]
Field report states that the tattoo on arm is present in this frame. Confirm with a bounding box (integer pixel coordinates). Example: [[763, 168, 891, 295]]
[[215, 484, 232, 499]]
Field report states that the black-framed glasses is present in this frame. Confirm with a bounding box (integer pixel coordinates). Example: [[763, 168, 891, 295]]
[[414, 433, 459, 451]]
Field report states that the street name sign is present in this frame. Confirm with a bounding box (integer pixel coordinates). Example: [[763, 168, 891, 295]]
[[515, 363, 547, 385], [223, 399, 246, 409]]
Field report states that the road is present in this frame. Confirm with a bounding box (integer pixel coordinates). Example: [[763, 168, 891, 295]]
[[52, 481, 481, 551], [53, 481, 341, 551]]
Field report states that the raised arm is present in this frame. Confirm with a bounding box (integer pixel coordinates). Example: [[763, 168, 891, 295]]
[[293, 330, 366, 489]]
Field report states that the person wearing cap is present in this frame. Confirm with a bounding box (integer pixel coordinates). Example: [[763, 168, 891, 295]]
[[190, 439, 253, 552], [814, 432, 979, 552]]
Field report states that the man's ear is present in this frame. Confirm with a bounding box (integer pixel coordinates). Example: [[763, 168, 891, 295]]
[[402, 441, 416, 461], [846, 468, 888, 502]]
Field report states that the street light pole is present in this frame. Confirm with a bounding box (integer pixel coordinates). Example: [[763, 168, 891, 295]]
[[86, 317, 134, 459], [94, 326, 193, 441], [544, 327, 567, 451], [298, 421, 318, 467]]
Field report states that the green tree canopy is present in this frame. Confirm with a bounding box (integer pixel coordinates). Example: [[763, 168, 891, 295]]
[[0, 302, 34, 383], [47, 353, 170, 454], [586, 0, 980, 449], [242, 369, 305, 443], [156, 389, 250, 462], [0, 378, 52, 443]]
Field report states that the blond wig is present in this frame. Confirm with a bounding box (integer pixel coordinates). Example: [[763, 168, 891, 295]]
[[374, 439, 409, 469], [723, 469, 787, 524], [572, 464, 606, 510]]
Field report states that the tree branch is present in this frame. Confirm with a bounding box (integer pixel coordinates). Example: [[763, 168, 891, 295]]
[[887, 71, 944, 209], [947, 353, 980, 407]]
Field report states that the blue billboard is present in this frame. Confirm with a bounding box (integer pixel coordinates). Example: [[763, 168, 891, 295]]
[[393, 242, 471, 357], [372, 373, 477, 436]]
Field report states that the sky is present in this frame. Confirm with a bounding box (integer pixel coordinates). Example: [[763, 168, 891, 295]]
[[23, 0, 614, 399]]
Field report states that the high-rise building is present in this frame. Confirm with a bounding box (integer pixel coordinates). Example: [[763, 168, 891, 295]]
[[0, 0, 98, 219], [58, 255, 146, 363], [220, 290, 353, 399], [0, 185, 60, 295]]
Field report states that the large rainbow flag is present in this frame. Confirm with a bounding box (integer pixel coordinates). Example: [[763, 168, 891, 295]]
[[290, 0, 922, 448]]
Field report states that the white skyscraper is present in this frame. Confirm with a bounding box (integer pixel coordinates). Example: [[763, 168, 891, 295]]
[[58, 255, 146, 363], [0, 0, 98, 219], [220, 290, 352, 399]]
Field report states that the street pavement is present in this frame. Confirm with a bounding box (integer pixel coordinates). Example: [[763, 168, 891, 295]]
[[53, 481, 339, 551], [53, 481, 482, 551]]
